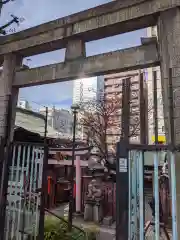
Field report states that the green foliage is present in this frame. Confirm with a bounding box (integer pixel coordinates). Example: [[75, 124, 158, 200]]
[[83, 225, 100, 240], [44, 215, 86, 240], [29, 215, 98, 240], [43, 215, 99, 240]]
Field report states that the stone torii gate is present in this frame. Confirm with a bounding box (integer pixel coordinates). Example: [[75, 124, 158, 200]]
[[0, 0, 180, 238]]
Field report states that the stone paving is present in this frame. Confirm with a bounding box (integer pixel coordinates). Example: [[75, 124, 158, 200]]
[[50, 203, 115, 239], [50, 194, 172, 240], [144, 193, 172, 239]]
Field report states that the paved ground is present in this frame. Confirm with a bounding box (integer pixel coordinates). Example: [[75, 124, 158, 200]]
[[50, 193, 172, 240], [50, 203, 115, 239], [144, 192, 172, 239]]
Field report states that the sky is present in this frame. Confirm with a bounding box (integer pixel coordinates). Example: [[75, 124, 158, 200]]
[[0, 0, 147, 109]]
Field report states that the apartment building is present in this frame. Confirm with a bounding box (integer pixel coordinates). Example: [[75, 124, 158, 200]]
[[104, 71, 143, 152]]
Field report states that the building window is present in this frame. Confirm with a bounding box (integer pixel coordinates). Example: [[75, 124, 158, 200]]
[[162, 126, 165, 132]]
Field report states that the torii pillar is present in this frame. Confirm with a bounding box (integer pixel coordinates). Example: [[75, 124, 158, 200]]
[[0, 53, 22, 141], [0, 53, 22, 238], [158, 7, 180, 235]]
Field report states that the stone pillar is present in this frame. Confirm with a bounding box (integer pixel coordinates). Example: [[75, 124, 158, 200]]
[[0, 53, 22, 140], [65, 39, 86, 61], [157, 7, 180, 235], [75, 155, 81, 213]]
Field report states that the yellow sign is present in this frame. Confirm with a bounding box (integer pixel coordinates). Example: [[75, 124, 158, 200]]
[[151, 135, 166, 143]]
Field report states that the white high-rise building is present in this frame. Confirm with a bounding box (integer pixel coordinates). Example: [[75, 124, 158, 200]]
[[73, 76, 104, 141], [146, 26, 165, 143], [73, 76, 104, 104]]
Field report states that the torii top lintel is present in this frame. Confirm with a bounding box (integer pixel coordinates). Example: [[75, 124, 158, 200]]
[[0, 0, 178, 58]]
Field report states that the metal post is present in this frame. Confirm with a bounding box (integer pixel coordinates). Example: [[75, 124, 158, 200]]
[[170, 152, 178, 240], [135, 152, 139, 238], [68, 105, 79, 231], [38, 107, 48, 240], [169, 68, 175, 147], [128, 152, 136, 239], [153, 152, 159, 240], [153, 71, 158, 145], [140, 72, 148, 144], [139, 72, 146, 239], [169, 68, 178, 240], [153, 70, 160, 239], [138, 151, 144, 240], [128, 151, 132, 239], [116, 78, 130, 240]]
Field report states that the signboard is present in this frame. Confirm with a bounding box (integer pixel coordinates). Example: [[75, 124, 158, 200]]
[[119, 158, 127, 172], [151, 135, 166, 143]]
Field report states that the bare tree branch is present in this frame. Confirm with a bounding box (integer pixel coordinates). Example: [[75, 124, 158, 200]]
[[0, 0, 24, 35], [2, 0, 12, 4], [78, 88, 157, 180], [0, 15, 19, 35], [79, 95, 122, 163]]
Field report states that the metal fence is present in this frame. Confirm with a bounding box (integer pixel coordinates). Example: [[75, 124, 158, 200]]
[[128, 145, 176, 240], [3, 142, 46, 240], [116, 141, 177, 239], [116, 69, 178, 239]]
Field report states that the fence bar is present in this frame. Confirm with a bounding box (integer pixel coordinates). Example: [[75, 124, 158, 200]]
[[170, 152, 178, 240], [24, 145, 31, 231], [153, 70, 159, 240], [153, 70, 158, 144], [28, 147, 35, 225], [139, 73, 146, 238], [140, 72, 148, 144], [126, 143, 176, 151], [38, 144, 49, 240], [138, 151, 144, 240], [128, 151, 132, 239], [133, 152, 138, 239], [153, 152, 159, 240], [169, 68, 175, 146], [136, 151, 140, 239], [129, 151, 138, 239], [6, 145, 16, 240], [17, 146, 26, 236], [169, 68, 178, 239]]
